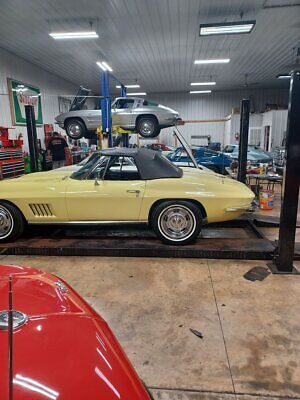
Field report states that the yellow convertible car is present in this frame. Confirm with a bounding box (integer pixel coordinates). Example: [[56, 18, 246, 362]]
[[0, 147, 254, 245]]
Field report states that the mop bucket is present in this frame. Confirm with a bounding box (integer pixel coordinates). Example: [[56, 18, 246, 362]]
[[259, 189, 274, 210]]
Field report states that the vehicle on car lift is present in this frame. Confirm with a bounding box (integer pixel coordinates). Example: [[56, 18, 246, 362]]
[[0, 264, 152, 400], [55, 88, 181, 140], [0, 142, 254, 245]]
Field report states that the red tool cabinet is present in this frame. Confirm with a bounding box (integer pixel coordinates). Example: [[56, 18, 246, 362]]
[[0, 127, 25, 180]]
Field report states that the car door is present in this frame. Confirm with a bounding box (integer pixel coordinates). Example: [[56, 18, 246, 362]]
[[65, 156, 146, 221], [86, 109, 102, 129], [112, 99, 135, 127], [201, 149, 219, 168], [71, 109, 101, 130]]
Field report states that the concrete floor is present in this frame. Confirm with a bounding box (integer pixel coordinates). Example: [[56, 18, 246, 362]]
[[1, 253, 299, 400]]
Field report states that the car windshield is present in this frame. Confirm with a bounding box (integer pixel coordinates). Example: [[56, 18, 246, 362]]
[[77, 152, 100, 166], [248, 145, 265, 152], [71, 154, 105, 180], [223, 145, 236, 153], [172, 128, 199, 169]]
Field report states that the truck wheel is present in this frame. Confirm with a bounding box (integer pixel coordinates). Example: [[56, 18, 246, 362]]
[[151, 200, 202, 245], [65, 119, 86, 140], [0, 202, 24, 242], [136, 116, 160, 138]]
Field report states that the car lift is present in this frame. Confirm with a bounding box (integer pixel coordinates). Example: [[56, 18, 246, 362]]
[[100, 70, 130, 148], [10, 71, 298, 268]]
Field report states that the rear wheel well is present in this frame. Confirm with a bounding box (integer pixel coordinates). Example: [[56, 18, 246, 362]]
[[64, 116, 87, 130], [148, 198, 207, 224], [135, 114, 158, 128]]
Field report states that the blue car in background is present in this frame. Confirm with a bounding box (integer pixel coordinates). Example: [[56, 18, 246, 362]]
[[167, 146, 232, 174], [223, 144, 273, 165]]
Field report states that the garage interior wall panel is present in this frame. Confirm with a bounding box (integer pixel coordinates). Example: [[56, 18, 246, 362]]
[[0, 47, 77, 151], [224, 118, 231, 147], [271, 110, 288, 148], [151, 89, 288, 146]]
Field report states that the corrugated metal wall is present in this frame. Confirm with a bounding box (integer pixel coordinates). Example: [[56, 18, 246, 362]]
[[271, 110, 288, 148], [150, 89, 288, 146], [0, 47, 77, 151]]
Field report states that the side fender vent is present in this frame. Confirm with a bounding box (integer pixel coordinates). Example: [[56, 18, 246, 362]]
[[29, 204, 54, 217]]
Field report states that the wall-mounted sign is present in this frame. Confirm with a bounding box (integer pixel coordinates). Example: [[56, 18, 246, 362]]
[[7, 78, 43, 126]]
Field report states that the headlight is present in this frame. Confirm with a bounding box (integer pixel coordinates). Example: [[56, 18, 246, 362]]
[[0, 310, 28, 330]]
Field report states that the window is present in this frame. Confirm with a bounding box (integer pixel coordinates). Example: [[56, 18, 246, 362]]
[[88, 156, 140, 181], [71, 155, 140, 181], [104, 156, 140, 181], [78, 152, 100, 166], [71, 155, 106, 180], [89, 157, 110, 180], [143, 100, 158, 107], [114, 99, 135, 110], [223, 145, 235, 153]]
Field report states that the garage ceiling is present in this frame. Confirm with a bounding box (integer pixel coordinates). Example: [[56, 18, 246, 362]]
[[0, 0, 299, 94]]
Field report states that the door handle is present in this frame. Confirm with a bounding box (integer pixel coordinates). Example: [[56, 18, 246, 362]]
[[126, 189, 141, 197]]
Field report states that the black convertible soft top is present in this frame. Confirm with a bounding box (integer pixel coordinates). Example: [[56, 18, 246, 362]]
[[100, 147, 183, 180]]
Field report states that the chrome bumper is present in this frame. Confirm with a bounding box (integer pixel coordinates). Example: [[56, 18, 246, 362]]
[[225, 206, 251, 212], [225, 201, 257, 213]]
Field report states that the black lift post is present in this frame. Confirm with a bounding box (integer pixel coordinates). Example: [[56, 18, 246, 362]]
[[272, 69, 300, 274], [237, 99, 250, 183], [25, 105, 39, 173]]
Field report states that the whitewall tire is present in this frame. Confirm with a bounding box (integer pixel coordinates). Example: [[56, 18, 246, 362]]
[[151, 200, 202, 245]]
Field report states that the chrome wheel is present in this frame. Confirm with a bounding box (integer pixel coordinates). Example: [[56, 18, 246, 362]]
[[0, 205, 13, 239], [158, 205, 196, 241], [67, 122, 83, 139], [139, 120, 155, 136]]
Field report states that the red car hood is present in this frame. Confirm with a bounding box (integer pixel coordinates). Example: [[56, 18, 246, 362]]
[[0, 265, 149, 400]]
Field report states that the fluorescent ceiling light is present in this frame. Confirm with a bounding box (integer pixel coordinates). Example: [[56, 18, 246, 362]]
[[101, 62, 113, 72], [190, 90, 212, 94], [127, 92, 147, 96], [190, 82, 216, 86], [96, 61, 113, 72], [200, 21, 256, 36], [116, 84, 140, 88], [194, 59, 230, 64], [49, 31, 99, 39], [277, 74, 291, 79]]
